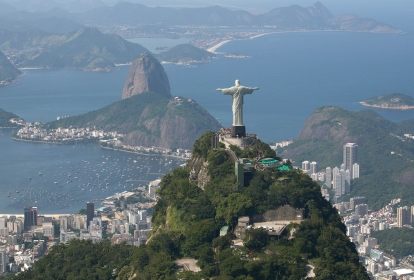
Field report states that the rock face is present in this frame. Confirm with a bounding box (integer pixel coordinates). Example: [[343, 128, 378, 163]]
[[122, 53, 171, 99], [121, 101, 222, 150]]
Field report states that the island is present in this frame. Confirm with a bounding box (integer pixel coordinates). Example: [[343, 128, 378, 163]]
[[155, 44, 216, 65], [360, 93, 414, 110]]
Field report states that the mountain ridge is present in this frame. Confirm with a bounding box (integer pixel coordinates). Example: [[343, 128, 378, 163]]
[[279, 106, 414, 210]]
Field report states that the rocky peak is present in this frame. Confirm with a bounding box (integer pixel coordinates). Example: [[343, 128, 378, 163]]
[[122, 53, 172, 100]]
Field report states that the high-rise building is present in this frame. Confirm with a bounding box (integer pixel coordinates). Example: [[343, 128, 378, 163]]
[[350, 197, 365, 210], [302, 161, 310, 171], [325, 167, 332, 189], [333, 167, 340, 192], [335, 173, 342, 196], [352, 163, 360, 179], [344, 170, 351, 194], [411, 206, 414, 224], [310, 162, 318, 174], [24, 206, 38, 231], [0, 250, 6, 273], [355, 204, 368, 216], [397, 206, 411, 228], [87, 202, 94, 228], [0, 216, 6, 228], [343, 143, 358, 178]]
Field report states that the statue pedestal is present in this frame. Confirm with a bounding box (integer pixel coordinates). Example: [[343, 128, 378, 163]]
[[231, 125, 246, 138]]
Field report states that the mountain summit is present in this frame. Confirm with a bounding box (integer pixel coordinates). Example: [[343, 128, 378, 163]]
[[122, 53, 171, 100]]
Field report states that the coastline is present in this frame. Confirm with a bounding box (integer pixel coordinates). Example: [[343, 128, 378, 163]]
[[101, 146, 188, 160], [0, 214, 71, 219], [12, 137, 69, 145], [359, 101, 414, 110], [206, 30, 342, 54]]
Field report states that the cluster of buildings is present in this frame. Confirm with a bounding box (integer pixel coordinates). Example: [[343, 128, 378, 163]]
[[15, 125, 121, 142], [0, 208, 59, 274], [300, 143, 360, 200], [0, 182, 161, 276], [334, 197, 414, 278], [107, 141, 193, 159], [269, 140, 294, 149]]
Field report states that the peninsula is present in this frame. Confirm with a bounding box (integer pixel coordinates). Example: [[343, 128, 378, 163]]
[[360, 93, 414, 110]]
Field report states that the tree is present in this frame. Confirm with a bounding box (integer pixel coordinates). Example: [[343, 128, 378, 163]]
[[215, 193, 252, 227], [243, 228, 268, 251]]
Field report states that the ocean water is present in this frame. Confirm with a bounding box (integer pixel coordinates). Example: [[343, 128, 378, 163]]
[[127, 37, 192, 53], [1, 31, 413, 213]]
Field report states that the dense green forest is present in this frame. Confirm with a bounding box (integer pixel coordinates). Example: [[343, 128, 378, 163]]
[[0, 108, 20, 127], [15, 131, 368, 279], [0, 28, 149, 70], [279, 106, 414, 210], [0, 50, 21, 83], [155, 44, 215, 64], [372, 227, 414, 258], [363, 93, 414, 107]]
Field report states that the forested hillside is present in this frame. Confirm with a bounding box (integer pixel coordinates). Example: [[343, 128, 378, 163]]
[[0, 28, 149, 70], [279, 106, 414, 210], [14, 131, 368, 279], [155, 44, 216, 64], [0, 108, 21, 127], [0, 50, 21, 84]]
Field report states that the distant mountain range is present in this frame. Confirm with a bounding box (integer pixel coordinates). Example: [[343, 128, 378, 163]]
[[0, 27, 149, 70], [0, 1, 402, 33], [278, 106, 414, 210], [0, 50, 21, 84]]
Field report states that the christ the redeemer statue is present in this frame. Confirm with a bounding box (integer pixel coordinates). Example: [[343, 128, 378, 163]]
[[216, 79, 259, 137]]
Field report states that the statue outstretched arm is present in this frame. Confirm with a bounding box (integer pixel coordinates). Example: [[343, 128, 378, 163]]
[[243, 87, 260, 95], [217, 87, 236, 95]]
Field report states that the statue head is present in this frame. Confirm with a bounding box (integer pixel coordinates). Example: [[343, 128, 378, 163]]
[[235, 80, 240, 87]]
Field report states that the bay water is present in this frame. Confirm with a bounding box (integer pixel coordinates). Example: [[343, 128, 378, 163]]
[[0, 31, 413, 214]]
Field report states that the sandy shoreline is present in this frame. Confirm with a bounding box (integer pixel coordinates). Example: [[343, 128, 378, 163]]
[[359, 101, 414, 110], [207, 40, 232, 53]]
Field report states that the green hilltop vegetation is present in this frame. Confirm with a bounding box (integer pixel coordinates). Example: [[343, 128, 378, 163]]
[[372, 227, 414, 258], [0, 28, 150, 70], [0, 108, 21, 127], [155, 44, 216, 64], [279, 106, 414, 210], [362, 93, 414, 108], [14, 131, 368, 280], [0, 50, 21, 84]]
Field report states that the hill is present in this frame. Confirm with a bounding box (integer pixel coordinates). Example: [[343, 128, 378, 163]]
[[0, 50, 21, 85], [361, 93, 414, 109], [45, 92, 222, 150], [0, 28, 150, 70], [155, 44, 216, 64], [122, 53, 171, 100], [372, 227, 414, 258], [0, 108, 21, 127], [279, 106, 414, 210], [13, 131, 368, 280]]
